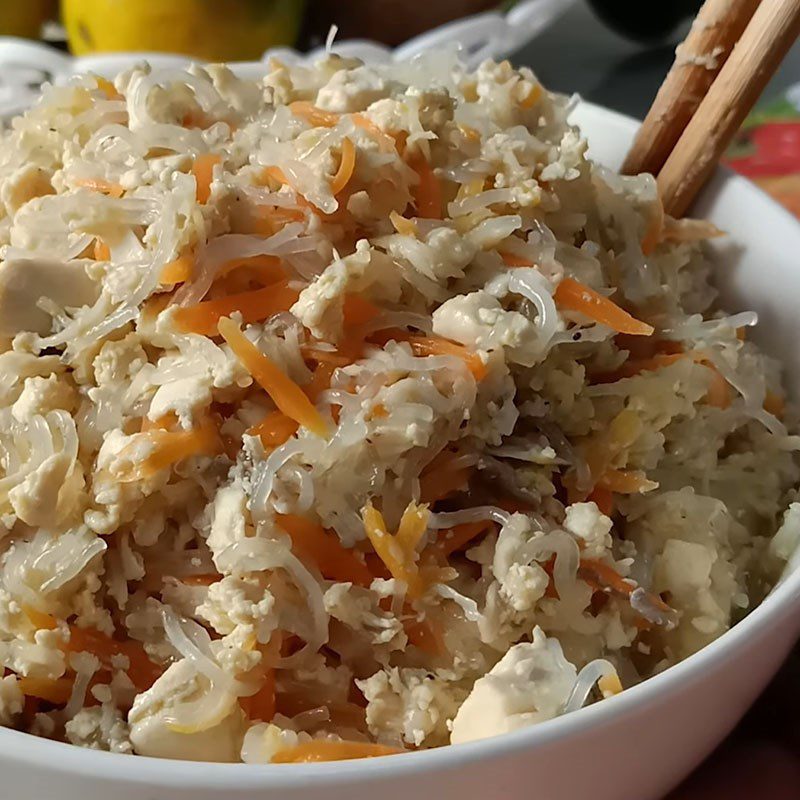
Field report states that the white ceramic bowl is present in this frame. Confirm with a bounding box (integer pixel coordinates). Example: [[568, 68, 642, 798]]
[[1, 101, 799, 800]]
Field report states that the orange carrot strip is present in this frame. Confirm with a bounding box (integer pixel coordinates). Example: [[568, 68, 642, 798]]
[[331, 137, 356, 195], [588, 486, 615, 517], [289, 101, 340, 128], [352, 114, 397, 152], [304, 362, 337, 403], [703, 362, 732, 409], [17, 677, 72, 705], [272, 741, 402, 763], [159, 254, 195, 285], [764, 391, 786, 418], [342, 293, 380, 327], [75, 178, 124, 198], [362, 503, 425, 599], [276, 514, 373, 587], [419, 452, 473, 504], [96, 77, 122, 100], [554, 278, 654, 336], [500, 252, 535, 268], [432, 521, 493, 557], [94, 238, 111, 261], [219, 317, 328, 438], [23, 606, 58, 630], [404, 616, 444, 656], [63, 627, 162, 692], [578, 558, 674, 617], [192, 154, 221, 204], [389, 210, 418, 237], [595, 468, 657, 494], [239, 669, 276, 722], [124, 416, 222, 480], [375, 329, 486, 380], [174, 282, 300, 337], [409, 154, 442, 219], [248, 410, 299, 449], [640, 196, 665, 256]]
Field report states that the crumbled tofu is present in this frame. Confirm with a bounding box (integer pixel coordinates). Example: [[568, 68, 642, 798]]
[[0, 673, 23, 725], [147, 376, 213, 428], [65, 704, 133, 753], [450, 627, 577, 744], [432, 290, 542, 366], [357, 667, 463, 747], [563, 502, 613, 559], [198, 575, 277, 642], [206, 484, 248, 566], [316, 66, 387, 113], [11, 374, 74, 422], [324, 582, 406, 651]]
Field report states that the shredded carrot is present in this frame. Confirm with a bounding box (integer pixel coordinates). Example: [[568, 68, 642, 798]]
[[362, 502, 426, 599], [409, 153, 443, 219], [96, 77, 122, 100], [431, 520, 493, 558], [404, 616, 444, 655], [260, 165, 289, 188], [23, 606, 58, 630], [63, 626, 162, 692], [330, 137, 356, 195], [419, 451, 473, 504], [369, 403, 388, 420], [595, 468, 657, 494], [276, 514, 373, 587], [174, 281, 300, 337], [579, 558, 674, 616], [500, 251, 535, 268], [554, 277, 654, 336], [352, 114, 397, 153], [74, 178, 124, 198], [702, 362, 732, 409], [395, 503, 430, 557], [159, 254, 195, 285], [141, 412, 178, 433], [304, 362, 337, 404], [374, 329, 487, 381], [218, 254, 286, 285], [389, 210, 418, 237], [219, 317, 328, 438], [736, 327, 747, 341], [124, 416, 222, 480], [248, 410, 299, 449], [342, 293, 381, 327], [640, 196, 665, 256], [289, 101, 340, 128], [192, 154, 221, 204], [18, 677, 72, 705], [239, 668, 276, 722], [519, 82, 543, 109], [273, 740, 402, 763], [93, 238, 111, 261], [588, 486, 615, 517], [764, 391, 786, 418]]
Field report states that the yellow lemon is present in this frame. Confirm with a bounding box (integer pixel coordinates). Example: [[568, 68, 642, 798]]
[[0, 0, 56, 38], [63, 0, 305, 60]]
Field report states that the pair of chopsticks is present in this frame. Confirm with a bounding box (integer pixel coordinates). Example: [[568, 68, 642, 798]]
[[622, 0, 800, 217]]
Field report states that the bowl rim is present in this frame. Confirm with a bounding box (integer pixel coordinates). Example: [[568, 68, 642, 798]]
[[2, 99, 800, 788]]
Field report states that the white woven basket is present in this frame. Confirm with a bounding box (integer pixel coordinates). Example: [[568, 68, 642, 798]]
[[0, 0, 573, 117]]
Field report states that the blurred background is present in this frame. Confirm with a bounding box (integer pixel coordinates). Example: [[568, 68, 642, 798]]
[[0, 0, 797, 794]]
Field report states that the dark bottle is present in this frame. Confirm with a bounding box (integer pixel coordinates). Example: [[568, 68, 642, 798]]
[[586, 0, 704, 42]]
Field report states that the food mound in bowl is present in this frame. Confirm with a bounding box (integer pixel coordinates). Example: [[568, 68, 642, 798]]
[[0, 54, 798, 764]]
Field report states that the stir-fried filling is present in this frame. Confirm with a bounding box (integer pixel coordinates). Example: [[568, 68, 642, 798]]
[[0, 55, 796, 764]]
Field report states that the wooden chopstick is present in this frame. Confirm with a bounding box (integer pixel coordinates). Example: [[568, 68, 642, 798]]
[[657, 0, 800, 216], [621, 0, 760, 178]]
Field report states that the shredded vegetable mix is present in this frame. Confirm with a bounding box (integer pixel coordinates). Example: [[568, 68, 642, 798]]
[[0, 56, 795, 765]]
